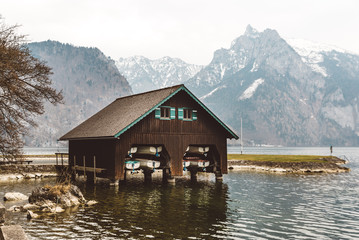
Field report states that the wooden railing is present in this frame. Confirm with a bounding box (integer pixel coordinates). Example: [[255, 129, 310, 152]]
[[55, 153, 69, 166]]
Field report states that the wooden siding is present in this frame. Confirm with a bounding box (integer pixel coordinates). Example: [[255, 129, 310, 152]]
[[69, 139, 116, 179], [69, 90, 230, 181], [115, 91, 228, 179]]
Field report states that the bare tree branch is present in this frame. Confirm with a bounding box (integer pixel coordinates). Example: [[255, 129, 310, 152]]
[[0, 18, 63, 160]]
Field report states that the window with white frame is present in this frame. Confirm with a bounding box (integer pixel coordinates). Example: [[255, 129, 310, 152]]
[[155, 106, 176, 120], [161, 107, 170, 119], [183, 108, 192, 120], [178, 108, 197, 121]]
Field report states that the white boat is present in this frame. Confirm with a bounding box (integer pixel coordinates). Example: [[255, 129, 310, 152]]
[[183, 161, 190, 168], [126, 159, 161, 171], [138, 159, 161, 170], [129, 146, 162, 156], [184, 160, 210, 168], [186, 146, 209, 154], [183, 159, 210, 171], [125, 160, 140, 171]]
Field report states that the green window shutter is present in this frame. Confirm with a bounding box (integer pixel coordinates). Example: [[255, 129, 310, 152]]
[[178, 108, 183, 120], [192, 110, 197, 120], [155, 108, 161, 119], [170, 107, 176, 119]]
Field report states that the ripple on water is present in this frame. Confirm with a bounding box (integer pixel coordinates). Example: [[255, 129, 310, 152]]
[[1, 148, 359, 239]]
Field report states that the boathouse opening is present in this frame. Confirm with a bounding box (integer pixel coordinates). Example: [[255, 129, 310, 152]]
[[125, 144, 170, 173]]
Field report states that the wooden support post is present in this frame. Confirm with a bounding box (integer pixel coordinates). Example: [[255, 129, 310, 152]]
[[162, 168, 169, 183], [74, 156, 76, 175], [56, 154, 58, 166], [144, 169, 152, 183], [190, 169, 198, 182], [167, 177, 176, 185], [61, 154, 64, 166], [162, 168, 176, 184], [123, 169, 127, 183], [215, 171, 223, 182], [110, 179, 119, 186], [93, 156, 96, 184], [83, 155, 86, 179], [73, 155, 77, 181]]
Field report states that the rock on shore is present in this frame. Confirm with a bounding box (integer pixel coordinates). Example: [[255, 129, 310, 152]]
[[5, 184, 97, 219], [28, 185, 86, 212]]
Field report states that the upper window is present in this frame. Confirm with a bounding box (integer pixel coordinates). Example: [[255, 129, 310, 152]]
[[178, 108, 197, 121], [161, 107, 170, 119], [155, 106, 175, 120], [183, 109, 192, 120]]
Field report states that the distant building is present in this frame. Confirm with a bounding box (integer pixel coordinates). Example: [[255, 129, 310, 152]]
[[60, 84, 238, 183]]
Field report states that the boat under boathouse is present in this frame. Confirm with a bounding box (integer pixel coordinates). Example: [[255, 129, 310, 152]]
[[59, 84, 238, 184]]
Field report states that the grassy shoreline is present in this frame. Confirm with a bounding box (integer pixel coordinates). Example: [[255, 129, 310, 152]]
[[227, 154, 340, 163], [227, 154, 349, 173]]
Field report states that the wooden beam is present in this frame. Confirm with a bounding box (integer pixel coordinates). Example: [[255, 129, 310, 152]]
[[83, 156, 86, 178], [94, 156, 96, 184], [72, 165, 105, 173]]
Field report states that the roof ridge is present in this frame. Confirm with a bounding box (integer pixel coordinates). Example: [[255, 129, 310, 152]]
[[60, 83, 238, 141], [115, 84, 184, 101]]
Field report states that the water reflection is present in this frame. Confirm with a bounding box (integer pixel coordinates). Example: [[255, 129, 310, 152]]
[[9, 178, 229, 239], [80, 179, 229, 239], [1, 147, 359, 239]]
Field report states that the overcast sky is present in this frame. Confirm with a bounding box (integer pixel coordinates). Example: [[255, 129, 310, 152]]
[[1, 0, 358, 65]]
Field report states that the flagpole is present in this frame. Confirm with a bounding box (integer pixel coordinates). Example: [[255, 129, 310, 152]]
[[241, 117, 243, 154]]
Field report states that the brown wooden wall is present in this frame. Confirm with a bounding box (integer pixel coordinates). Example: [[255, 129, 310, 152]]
[[69, 139, 117, 178], [115, 91, 229, 180], [69, 90, 231, 181]]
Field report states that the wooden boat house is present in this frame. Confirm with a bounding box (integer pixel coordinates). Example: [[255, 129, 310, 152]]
[[60, 84, 238, 184]]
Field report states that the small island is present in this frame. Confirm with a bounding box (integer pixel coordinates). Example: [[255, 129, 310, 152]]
[[228, 154, 350, 173]]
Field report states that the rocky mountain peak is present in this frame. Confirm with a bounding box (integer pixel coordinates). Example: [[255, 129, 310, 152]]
[[244, 24, 257, 35], [116, 56, 203, 93], [186, 26, 359, 146]]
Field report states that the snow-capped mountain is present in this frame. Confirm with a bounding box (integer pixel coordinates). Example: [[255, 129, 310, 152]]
[[186, 25, 359, 146], [286, 38, 347, 77], [116, 56, 202, 93], [29, 26, 359, 147]]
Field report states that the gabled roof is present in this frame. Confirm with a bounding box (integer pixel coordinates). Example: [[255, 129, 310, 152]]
[[59, 84, 238, 140]]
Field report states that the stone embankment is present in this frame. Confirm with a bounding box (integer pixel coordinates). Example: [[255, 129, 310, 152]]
[[0, 165, 57, 181], [228, 158, 350, 173]]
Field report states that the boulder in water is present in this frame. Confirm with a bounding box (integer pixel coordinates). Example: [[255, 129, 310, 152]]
[[85, 200, 98, 206], [27, 210, 39, 219], [28, 184, 86, 213], [4, 192, 28, 201]]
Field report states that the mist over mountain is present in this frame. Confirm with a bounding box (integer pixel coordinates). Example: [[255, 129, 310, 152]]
[[116, 56, 202, 93], [115, 25, 359, 146], [26, 25, 359, 147], [26, 40, 132, 147], [185, 25, 359, 146]]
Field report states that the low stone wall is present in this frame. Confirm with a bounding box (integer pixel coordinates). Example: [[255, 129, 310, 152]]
[[0, 165, 58, 182], [0, 165, 56, 174]]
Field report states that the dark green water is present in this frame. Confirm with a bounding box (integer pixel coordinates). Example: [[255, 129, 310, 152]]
[[1, 147, 359, 239]]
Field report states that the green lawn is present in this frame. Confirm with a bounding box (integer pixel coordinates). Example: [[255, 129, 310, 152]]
[[227, 154, 333, 163]]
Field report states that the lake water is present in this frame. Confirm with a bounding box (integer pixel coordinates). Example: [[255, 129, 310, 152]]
[[1, 147, 359, 239]]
